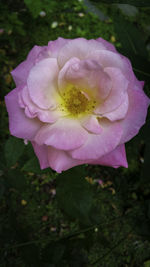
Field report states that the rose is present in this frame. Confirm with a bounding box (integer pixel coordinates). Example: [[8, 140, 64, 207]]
[[5, 37, 150, 173]]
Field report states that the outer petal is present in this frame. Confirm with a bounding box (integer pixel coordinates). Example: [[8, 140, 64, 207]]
[[5, 88, 42, 140], [32, 142, 49, 169], [11, 45, 44, 86], [48, 37, 71, 58], [58, 38, 105, 68], [35, 118, 89, 150], [48, 147, 84, 173], [70, 119, 123, 160], [27, 58, 59, 109], [120, 86, 150, 143], [88, 50, 123, 69], [88, 50, 134, 83], [95, 67, 128, 114], [90, 144, 128, 168], [96, 37, 117, 53]]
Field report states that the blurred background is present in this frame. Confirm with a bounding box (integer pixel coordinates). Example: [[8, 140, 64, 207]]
[[0, 0, 150, 266]]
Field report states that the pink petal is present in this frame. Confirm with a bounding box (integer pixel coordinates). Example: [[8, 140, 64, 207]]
[[48, 147, 84, 173], [95, 67, 128, 114], [81, 115, 102, 134], [32, 142, 49, 169], [5, 88, 42, 140], [11, 45, 44, 86], [96, 37, 117, 53], [48, 37, 71, 58], [34, 118, 89, 150], [96, 39, 134, 83], [58, 58, 112, 100], [70, 119, 122, 160], [58, 38, 105, 68], [90, 144, 128, 168], [120, 86, 150, 143], [103, 94, 129, 121], [88, 50, 124, 69], [58, 57, 80, 93], [66, 59, 112, 99], [88, 50, 134, 83], [27, 58, 59, 109], [19, 86, 60, 123]]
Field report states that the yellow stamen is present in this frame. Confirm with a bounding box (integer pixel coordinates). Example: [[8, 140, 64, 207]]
[[59, 84, 97, 117]]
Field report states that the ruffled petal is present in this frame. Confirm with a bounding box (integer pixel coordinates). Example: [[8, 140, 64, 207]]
[[58, 38, 105, 68], [88, 50, 123, 69], [95, 67, 128, 114], [58, 57, 80, 93], [48, 147, 84, 173], [32, 142, 49, 169], [81, 115, 102, 134], [35, 118, 89, 150], [103, 94, 129, 121], [5, 88, 42, 140], [11, 45, 44, 86], [96, 37, 117, 53], [58, 58, 112, 100], [27, 58, 59, 109], [90, 144, 128, 168], [19, 86, 60, 123], [88, 50, 134, 83], [120, 86, 150, 143], [70, 119, 122, 160], [48, 37, 71, 58]]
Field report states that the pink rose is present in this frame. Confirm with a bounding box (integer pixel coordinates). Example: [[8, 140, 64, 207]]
[[5, 37, 150, 173]]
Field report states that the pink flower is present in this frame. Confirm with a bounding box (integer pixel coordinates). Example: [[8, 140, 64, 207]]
[[5, 37, 150, 173]]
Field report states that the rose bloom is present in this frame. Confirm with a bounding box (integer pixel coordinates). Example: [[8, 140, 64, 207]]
[[5, 37, 149, 173]]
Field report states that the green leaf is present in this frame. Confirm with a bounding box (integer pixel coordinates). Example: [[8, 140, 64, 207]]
[[114, 15, 148, 58], [19, 244, 41, 267], [5, 136, 25, 168], [113, 15, 150, 82], [90, 0, 150, 7], [0, 178, 5, 199], [24, 0, 43, 18], [5, 169, 27, 191], [42, 242, 66, 264], [144, 260, 150, 267], [24, 0, 57, 18], [117, 4, 138, 17], [141, 113, 150, 181], [22, 156, 41, 173], [56, 167, 93, 224]]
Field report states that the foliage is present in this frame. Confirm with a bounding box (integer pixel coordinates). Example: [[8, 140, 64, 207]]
[[0, 0, 150, 266], [90, 0, 150, 7]]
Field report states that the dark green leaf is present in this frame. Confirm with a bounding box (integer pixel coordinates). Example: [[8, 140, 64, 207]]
[[19, 244, 41, 266], [24, 0, 43, 18], [56, 167, 93, 224], [141, 112, 150, 181], [114, 15, 148, 58], [117, 4, 138, 17], [113, 15, 150, 82], [90, 0, 150, 7], [22, 156, 41, 173], [0, 178, 5, 199], [5, 169, 27, 191], [42, 242, 66, 264], [5, 136, 25, 168]]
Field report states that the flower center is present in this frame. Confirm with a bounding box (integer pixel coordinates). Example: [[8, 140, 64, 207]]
[[60, 85, 96, 117]]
